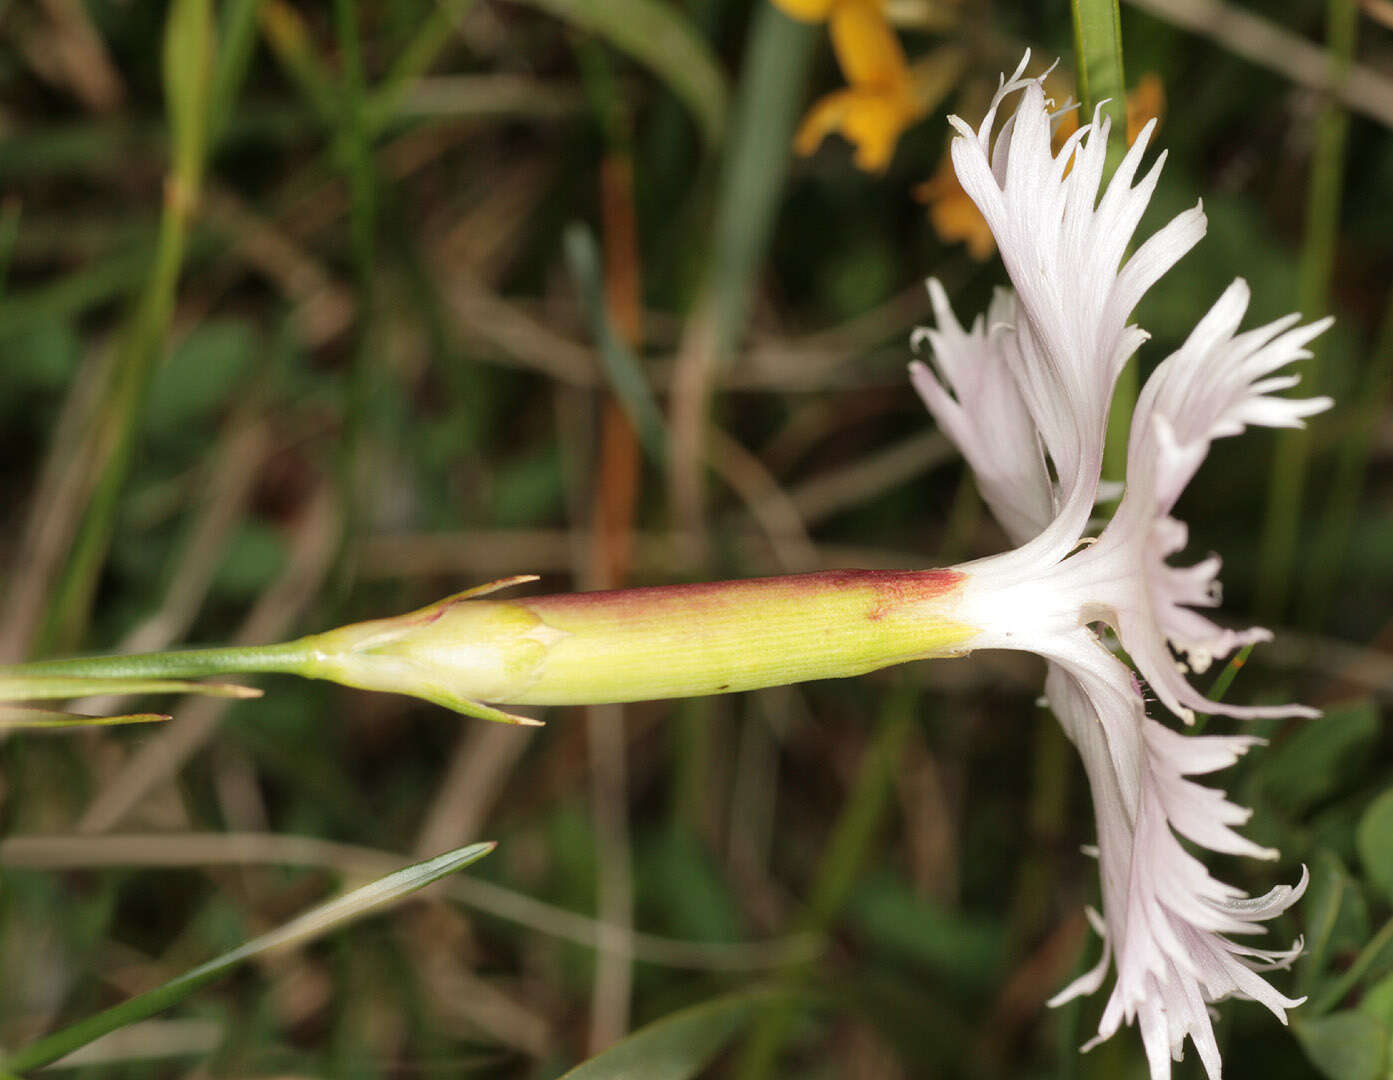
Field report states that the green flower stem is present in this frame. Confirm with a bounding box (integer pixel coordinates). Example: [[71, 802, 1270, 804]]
[[0, 643, 309, 687], [0, 571, 977, 723], [1071, 0, 1131, 487]]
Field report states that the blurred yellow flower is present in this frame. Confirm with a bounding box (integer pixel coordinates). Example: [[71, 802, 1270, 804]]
[[919, 72, 1166, 260], [776, 0, 921, 172], [915, 156, 995, 260]]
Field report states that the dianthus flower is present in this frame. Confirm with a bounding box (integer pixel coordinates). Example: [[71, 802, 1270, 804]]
[[910, 53, 1329, 1078]]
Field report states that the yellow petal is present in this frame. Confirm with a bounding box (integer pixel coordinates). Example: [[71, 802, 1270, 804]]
[[1126, 72, 1166, 145], [795, 85, 916, 172], [829, 0, 910, 89], [770, 0, 838, 22], [916, 155, 996, 260]]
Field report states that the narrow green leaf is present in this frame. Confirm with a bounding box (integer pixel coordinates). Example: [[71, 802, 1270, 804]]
[[39, 0, 221, 652], [365, 1, 475, 134], [521, 0, 727, 147], [0, 706, 169, 730], [1293, 1009, 1387, 1080], [706, 5, 815, 366], [1312, 914, 1393, 1015], [1191, 642, 1255, 733], [0, 676, 261, 702], [209, 0, 265, 144], [1300, 850, 1367, 997], [1358, 788, 1393, 904], [564, 223, 667, 466], [257, 0, 340, 126], [163, 0, 216, 195], [1, 841, 496, 1072], [560, 989, 789, 1080], [1305, 290, 1393, 630]]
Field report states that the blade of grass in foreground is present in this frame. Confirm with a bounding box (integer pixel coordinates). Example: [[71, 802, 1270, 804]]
[[0, 841, 495, 1072]]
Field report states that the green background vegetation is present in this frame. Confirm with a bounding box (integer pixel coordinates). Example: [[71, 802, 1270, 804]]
[[1, 0, 1391, 1076]]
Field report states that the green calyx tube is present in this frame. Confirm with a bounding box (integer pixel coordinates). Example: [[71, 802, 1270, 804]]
[[0, 570, 978, 726]]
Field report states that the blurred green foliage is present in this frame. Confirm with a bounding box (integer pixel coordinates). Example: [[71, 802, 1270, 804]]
[[0, 0, 1391, 1077]]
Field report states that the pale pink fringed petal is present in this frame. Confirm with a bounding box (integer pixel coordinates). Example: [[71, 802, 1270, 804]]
[[1083, 278, 1332, 722], [921, 56, 1322, 1079], [1042, 657, 1306, 1080], [945, 53, 1206, 558], [909, 281, 1053, 544]]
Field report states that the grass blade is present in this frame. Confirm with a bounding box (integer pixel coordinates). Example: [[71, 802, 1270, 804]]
[[0, 706, 169, 729], [0, 676, 260, 702], [38, 0, 217, 653], [1, 841, 496, 1072], [668, 4, 816, 536], [564, 223, 667, 466]]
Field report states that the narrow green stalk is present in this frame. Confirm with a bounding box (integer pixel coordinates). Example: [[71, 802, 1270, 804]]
[[257, 0, 340, 126], [364, 1, 477, 133], [0, 641, 311, 687], [706, 6, 814, 368], [1190, 642, 1255, 735], [735, 683, 916, 1080], [1309, 912, 1393, 1015], [1071, 0, 1126, 135], [565, 223, 667, 466], [332, 0, 378, 580], [1302, 290, 1393, 629], [0, 707, 169, 729], [667, 3, 814, 536], [0, 842, 495, 1073], [38, 208, 195, 653], [1257, 0, 1357, 624], [209, 0, 266, 143], [0, 676, 256, 702], [1070, 0, 1131, 485], [37, 0, 216, 654]]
